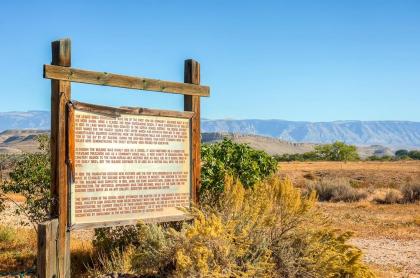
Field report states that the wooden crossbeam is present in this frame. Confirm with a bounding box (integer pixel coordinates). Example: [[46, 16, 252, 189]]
[[44, 64, 210, 97], [71, 101, 194, 119]]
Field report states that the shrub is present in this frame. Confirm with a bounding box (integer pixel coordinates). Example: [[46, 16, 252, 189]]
[[87, 247, 134, 277], [0, 226, 14, 242], [395, 149, 409, 157], [373, 189, 403, 204], [0, 135, 51, 225], [314, 141, 360, 161], [311, 178, 367, 202], [408, 150, 420, 160], [274, 142, 360, 162], [366, 155, 394, 161], [201, 138, 277, 196], [93, 225, 140, 254], [92, 177, 374, 277], [401, 184, 420, 203]]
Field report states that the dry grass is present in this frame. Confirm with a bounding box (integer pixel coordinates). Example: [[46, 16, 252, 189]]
[[373, 189, 403, 204], [278, 161, 420, 189], [278, 161, 420, 277], [3, 193, 26, 202], [0, 223, 95, 277], [71, 237, 95, 277], [318, 201, 420, 240], [0, 225, 36, 274], [278, 161, 420, 240]]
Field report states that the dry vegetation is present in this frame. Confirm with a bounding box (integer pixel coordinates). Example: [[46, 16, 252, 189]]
[[278, 161, 420, 277], [278, 161, 420, 189], [1, 161, 419, 277]]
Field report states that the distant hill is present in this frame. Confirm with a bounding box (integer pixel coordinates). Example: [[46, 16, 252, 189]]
[[202, 132, 394, 159], [0, 129, 48, 154], [0, 111, 419, 149], [0, 129, 393, 158], [202, 119, 420, 149], [202, 132, 315, 155]]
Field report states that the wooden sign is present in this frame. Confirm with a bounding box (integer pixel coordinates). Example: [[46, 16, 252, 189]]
[[68, 102, 193, 229], [38, 38, 210, 278]]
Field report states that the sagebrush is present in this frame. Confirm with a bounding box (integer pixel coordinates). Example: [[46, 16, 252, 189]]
[[309, 178, 367, 202], [401, 184, 420, 203], [91, 177, 374, 277]]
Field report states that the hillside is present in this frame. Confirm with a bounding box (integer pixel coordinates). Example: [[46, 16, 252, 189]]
[[202, 132, 394, 159], [202, 119, 420, 149], [0, 129, 48, 154]]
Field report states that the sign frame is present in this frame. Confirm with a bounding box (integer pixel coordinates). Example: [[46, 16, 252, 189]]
[[38, 38, 210, 278], [66, 101, 195, 230]]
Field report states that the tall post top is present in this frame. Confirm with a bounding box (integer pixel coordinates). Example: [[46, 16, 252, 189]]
[[52, 38, 71, 67], [184, 59, 200, 85]]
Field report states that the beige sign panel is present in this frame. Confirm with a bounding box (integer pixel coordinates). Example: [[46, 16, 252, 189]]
[[69, 106, 191, 228]]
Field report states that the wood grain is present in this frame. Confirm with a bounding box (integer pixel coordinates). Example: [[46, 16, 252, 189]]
[[37, 219, 58, 278], [70, 214, 193, 230], [184, 59, 201, 205], [50, 38, 71, 278], [44, 64, 210, 97], [71, 101, 194, 119]]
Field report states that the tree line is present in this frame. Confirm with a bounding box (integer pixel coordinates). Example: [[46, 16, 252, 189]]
[[274, 141, 420, 162]]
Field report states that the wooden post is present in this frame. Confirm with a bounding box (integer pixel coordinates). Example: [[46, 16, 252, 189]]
[[184, 59, 201, 204], [37, 219, 59, 278], [50, 38, 71, 278]]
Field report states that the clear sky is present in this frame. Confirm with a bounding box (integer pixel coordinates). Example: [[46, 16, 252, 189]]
[[0, 0, 419, 121]]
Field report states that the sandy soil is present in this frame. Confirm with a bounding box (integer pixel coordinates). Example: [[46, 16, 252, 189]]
[[350, 238, 420, 277]]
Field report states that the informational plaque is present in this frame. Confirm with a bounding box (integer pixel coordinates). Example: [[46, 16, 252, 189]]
[[68, 102, 192, 228]]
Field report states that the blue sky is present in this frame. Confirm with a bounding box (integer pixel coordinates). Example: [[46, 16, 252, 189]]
[[0, 0, 419, 121]]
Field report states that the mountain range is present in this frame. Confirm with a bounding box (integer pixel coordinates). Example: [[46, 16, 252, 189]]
[[202, 119, 420, 149], [0, 111, 419, 149], [0, 111, 50, 131]]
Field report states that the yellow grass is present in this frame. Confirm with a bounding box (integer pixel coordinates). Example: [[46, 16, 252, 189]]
[[0, 225, 36, 273], [277, 161, 420, 277], [3, 193, 26, 202], [318, 201, 420, 240], [0, 224, 94, 276], [278, 160, 420, 188]]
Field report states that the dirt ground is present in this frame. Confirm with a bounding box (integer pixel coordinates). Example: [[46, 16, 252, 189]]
[[319, 201, 419, 277], [279, 161, 420, 277]]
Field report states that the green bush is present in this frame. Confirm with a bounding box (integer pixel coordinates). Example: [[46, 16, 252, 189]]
[[366, 155, 394, 161], [0, 135, 51, 224], [274, 141, 360, 162], [395, 149, 409, 157], [314, 141, 360, 161], [201, 138, 277, 196], [408, 150, 420, 160]]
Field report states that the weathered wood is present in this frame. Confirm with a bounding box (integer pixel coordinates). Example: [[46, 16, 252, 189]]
[[184, 59, 201, 204], [50, 38, 71, 278], [44, 64, 210, 97], [37, 219, 58, 278], [71, 101, 194, 119], [70, 214, 193, 230]]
